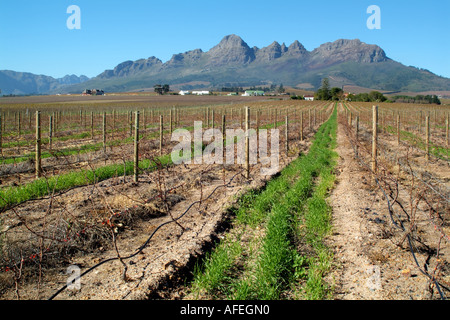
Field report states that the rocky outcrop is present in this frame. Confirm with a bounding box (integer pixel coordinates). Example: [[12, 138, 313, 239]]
[[205, 34, 255, 66], [98, 56, 162, 79], [309, 39, 388, 68]]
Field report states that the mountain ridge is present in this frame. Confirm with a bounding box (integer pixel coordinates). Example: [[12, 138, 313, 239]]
[[0, 71, 89, 95], [2, 34, 450, 95]]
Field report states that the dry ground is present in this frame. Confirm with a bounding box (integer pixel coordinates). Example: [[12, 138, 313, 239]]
[[327, 106, 449, 300]]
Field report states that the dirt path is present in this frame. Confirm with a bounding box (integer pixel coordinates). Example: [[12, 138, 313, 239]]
[[327, 107, 441, 300], [327, 115, 385, 299]]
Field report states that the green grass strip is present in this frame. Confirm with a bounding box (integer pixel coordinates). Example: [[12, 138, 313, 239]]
[[191, 106, 338, 300], [0, 153, 172, 211]]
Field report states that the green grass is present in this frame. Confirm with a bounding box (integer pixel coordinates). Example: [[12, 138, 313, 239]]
[[190, 106, 338, 300], [0, 153, 172, 210], [384, 125, 448, 160]]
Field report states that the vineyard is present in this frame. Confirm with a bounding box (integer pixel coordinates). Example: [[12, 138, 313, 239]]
[[0, 95, 448, 300]]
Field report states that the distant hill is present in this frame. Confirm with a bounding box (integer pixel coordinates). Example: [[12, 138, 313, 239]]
[[2, 35, 450, 95], [0, 71, 89, 95]]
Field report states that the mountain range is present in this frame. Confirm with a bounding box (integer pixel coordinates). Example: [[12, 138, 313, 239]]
[[0, 71, 89, 95], [2, 34, 450, 95]]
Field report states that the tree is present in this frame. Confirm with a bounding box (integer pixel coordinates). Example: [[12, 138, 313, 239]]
[[154, 84, 163, 95], [330, 87, 344, 101], [154, 84, 170, 95], [277, 84, 285, 94], [368, 91, 387, 102], [270, 84, 277, 92], [430, 95, 441, 105], [315, 78, 331, 100]]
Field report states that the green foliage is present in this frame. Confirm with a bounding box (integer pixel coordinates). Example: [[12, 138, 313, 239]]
[[347, 91, 387, 102], [315, 78, 331, 100], [154, 84, 170, 95], [389, 94, 441, 105]]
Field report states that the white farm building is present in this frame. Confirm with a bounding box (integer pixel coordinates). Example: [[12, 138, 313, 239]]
[[242, 90, 265, 97], [192, 91, 210, 95]]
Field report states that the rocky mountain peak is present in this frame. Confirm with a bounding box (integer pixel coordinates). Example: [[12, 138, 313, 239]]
[[287, 40, 307, 56], [312, 39, 388, 64], [255, 41, 283, 62], [206, 34, 255, 66]]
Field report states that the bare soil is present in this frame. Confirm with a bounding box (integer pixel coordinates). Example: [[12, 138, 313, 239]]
[[327, 106, 449, 300]]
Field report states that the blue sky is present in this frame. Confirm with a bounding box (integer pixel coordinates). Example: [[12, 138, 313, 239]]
[[1, 0, 449, 79]]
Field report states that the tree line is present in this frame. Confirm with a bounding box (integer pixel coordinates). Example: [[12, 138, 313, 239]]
[[388, 94, 441, 105], [314, 78, 441, 104]]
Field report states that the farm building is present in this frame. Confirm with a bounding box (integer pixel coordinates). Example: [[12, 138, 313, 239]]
[[304, 95, 314, 101], [192, 91, 210, 95], [82, 89, 105, 96], [242, 90, 265, 96], [179, 90, 191, 95]]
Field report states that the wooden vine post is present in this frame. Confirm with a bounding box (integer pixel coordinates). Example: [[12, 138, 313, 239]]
[[426, 115, 430, 162], [160, 115, 163, 156], [245, 107, 250, 179], [222, 114, 226, 161], [285, 114, 289, 154], [91, 111, 94, 139], [446, 113, 449, 149], [372, 105, 378, 176], [0, 112, 2, 156], [134, 111, 140, 183], [355, 115, 359, 158], [170, 108, 173, 134], [49, 115, 53, 150], [309, 109, 312, 131], [300, 111, 303, 141], [18, 112, 21, 137], [103, 112, 107, 154], [35, 111, 42, 179]]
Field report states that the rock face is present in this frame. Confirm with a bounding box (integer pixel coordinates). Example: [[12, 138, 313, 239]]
[[205, 34, 256, 66], [165, 49, 204, 68], [286, 40, 308, 57], [98, 56, 162, 79], [254, 41, 284, 62], [309, 39, 388, 68]]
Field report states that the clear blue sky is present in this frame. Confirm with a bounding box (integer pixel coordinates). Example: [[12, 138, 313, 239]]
[[1, 0, 449, 79]]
